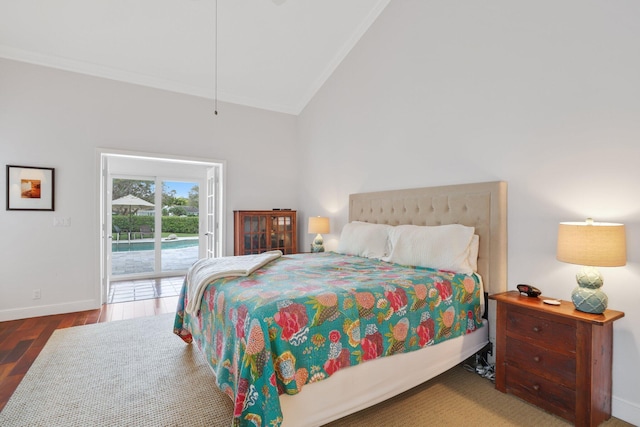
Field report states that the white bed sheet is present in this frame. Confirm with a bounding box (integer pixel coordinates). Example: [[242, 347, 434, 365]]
[[280, 320, 489, 427]]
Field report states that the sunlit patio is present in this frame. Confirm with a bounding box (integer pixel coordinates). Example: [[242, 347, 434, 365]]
[[111, 239, 199, 275], [108, 276, 185, 303], [109, 240, 198, 303]]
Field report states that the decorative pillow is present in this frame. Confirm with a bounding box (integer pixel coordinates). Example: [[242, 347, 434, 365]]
[[382, 224, 476, 274], [335, 221, 392, 259]]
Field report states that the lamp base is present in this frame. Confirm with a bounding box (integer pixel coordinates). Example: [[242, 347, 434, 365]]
[[571, 266, 608, 314], [310, 234, 325, 253]]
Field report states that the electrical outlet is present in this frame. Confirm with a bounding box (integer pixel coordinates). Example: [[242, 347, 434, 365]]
[[33, 289, 41, 300]]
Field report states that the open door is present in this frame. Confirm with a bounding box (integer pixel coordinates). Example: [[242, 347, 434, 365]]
[[205, 165, 223, 258], [99, 150, 225, 304], [100, 155, 112, 304]]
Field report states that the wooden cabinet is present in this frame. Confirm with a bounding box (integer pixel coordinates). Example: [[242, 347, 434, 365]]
[[490, 291, 624, 427], [234, 210, 297, 256]]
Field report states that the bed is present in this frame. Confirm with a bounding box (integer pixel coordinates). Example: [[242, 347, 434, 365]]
[[174, 181, 507, 427]]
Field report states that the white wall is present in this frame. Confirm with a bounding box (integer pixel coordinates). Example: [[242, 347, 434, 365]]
[[297, 1, 640, 424], [0, 58, 298, 320]]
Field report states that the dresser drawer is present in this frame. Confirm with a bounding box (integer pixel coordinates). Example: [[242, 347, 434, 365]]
[[505, 306, 576, 353], [505, 336, 575, 388], [505, 364, 575, 423]]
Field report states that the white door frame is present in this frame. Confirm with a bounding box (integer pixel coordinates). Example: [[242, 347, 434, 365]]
[[206, 165, 223, 259], [96, 148, 226, 305]]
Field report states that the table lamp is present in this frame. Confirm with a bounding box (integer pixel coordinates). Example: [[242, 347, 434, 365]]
[[308, 216, 330, 253], [556, 218, 626, 313]]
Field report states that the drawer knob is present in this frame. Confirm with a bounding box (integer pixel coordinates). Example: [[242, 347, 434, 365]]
[[532, 384, 540, 391], [532, 326, 541, 333], [533, 356, 540, 362]]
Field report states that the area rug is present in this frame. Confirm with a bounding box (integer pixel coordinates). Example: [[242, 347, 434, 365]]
[[0, 314, 232, 427], [0, 314, 632, 427]]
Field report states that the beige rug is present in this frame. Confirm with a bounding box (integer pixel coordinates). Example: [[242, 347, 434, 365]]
[[0, 313, 632, 427], [0, 314, 232, 427]]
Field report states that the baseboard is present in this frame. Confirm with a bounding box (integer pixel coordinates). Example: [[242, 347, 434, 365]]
[[613, 395, 640, 425], [0, 299, 100, 322]]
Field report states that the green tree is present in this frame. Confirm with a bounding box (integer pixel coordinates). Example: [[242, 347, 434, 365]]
[[113, 180, 197, 216], [168, 206, 187, 216], [162, 184, 178, 207], [112, 179, 154, 201], [188, 185, 199, 208], [112, 179, 154, 216]]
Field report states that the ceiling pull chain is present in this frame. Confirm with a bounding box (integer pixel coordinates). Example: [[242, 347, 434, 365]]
[[214, 0, 218, 116]]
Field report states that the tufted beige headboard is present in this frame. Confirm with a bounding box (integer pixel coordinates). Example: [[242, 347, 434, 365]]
[[349, 181, 507, 294]]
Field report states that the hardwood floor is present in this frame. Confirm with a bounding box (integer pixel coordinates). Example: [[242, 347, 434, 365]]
[[0, 295, 179, 412]]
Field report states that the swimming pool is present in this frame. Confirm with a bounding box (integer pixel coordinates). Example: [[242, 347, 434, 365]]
[[112, 239, 199, 252]]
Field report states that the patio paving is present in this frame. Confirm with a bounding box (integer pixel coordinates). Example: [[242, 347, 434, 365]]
[[108, 276, 184, 303], [111, 244, 199, 276]]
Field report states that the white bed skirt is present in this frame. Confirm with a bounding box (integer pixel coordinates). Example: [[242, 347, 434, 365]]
[[280, 321, 489, 426]]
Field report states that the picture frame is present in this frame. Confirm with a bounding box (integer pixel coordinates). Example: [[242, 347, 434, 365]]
[[6, 165, 55, 211]]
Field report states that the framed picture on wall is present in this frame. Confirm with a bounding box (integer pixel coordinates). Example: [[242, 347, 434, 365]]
[[6, 165, 55, 211]]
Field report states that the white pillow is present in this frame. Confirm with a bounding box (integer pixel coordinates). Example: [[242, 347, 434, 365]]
[[336, 221, 392, 259], [382, 224, 476, 274]]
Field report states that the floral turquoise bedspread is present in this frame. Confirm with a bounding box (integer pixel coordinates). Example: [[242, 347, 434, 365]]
[[173, 252, 483, 427]]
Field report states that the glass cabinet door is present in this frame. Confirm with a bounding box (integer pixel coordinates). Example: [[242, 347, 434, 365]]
[[270, 215, 294, 254], [243, 215, 267, 254]]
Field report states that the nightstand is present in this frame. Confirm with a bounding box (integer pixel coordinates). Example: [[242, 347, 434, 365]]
[[490, 291, 624, 426]]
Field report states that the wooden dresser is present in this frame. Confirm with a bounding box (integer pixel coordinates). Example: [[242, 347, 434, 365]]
[[234, 210, 297, 255], [490, 291, 624, 426]]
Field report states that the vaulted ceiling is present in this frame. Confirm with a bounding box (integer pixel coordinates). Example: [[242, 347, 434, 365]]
[[0, 0, 390, 115]]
